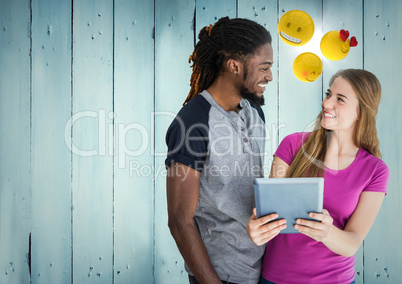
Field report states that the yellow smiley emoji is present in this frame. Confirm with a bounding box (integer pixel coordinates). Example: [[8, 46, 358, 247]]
[[320, 30, 351, 61], [293, 52, 323, 82], [278, 10, 315, 46]]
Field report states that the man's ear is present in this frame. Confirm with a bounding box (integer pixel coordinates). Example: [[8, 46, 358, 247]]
[[227, 58, 242, 76]]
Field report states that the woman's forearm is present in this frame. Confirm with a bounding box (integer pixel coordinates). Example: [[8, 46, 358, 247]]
[[322, 225, 362, 257]]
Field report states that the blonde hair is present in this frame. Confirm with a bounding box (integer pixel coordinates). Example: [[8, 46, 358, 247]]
[[287, 69, 382, 178]]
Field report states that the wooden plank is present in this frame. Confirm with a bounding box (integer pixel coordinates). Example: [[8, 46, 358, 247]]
[[363, 0, 402, 282], [113, 0, 154, 283], [0, 0, 31, 283], [238, 0, 279, 174], [30, 0, 72, 282], [154, 0, 196, 283], [277, 0, 323, 141], [321, 1, 364, 282], [322, 0, 364, 87], [72, 0, 114, 282], [196, 0, 236, 32]]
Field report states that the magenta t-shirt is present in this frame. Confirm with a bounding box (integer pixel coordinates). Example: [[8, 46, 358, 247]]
[[262, 132, 389, 284]]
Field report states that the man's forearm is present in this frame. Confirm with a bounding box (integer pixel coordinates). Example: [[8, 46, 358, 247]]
[[169, 221, 222, 284]]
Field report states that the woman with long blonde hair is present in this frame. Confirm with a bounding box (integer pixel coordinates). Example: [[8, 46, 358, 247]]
[[247, 69, 389, 284]]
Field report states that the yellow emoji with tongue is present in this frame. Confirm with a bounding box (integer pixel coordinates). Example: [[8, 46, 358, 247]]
[[320, 29, 358, 61], [278, 10, 315, 46]]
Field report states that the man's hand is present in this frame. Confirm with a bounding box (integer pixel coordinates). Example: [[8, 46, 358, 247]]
[[167, 163, 222, 284]]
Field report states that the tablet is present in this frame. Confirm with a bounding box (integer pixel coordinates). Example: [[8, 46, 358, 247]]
[[254, 177, 324, 234]]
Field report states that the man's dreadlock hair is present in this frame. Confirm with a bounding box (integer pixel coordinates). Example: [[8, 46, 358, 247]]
[[183, 17, 272, 105]]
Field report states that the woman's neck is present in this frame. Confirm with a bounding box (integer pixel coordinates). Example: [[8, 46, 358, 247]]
[[325, 130, 359, 171], [326, 130, 358, 156]]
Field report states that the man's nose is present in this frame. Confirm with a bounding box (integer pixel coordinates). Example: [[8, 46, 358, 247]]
[[265, 69, 273, 82]]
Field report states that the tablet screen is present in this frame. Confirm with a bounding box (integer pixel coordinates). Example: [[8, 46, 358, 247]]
[[254, 177, 324, 234]]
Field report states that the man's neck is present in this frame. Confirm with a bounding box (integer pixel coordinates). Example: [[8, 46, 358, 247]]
[[206, 75, 242, 112]]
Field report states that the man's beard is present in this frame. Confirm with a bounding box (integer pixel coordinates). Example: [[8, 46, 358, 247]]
[[240, 84, 265, 106]]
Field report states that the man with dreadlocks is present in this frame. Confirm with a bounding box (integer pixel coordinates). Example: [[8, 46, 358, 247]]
[[165, 17, 281, 284]]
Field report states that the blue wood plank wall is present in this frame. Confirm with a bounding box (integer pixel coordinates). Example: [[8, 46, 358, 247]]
[[154, 1, 195, 282], [363, 1, 402, 282], [72, 0, 114, 282], [0, 0, 401, 283], [114, 0, 154, 282], [0, 0, 31, 282], [31, 0, 72, 282]]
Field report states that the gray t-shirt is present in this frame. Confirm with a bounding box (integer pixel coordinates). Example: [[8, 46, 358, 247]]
[[166, 90, 266, 284]]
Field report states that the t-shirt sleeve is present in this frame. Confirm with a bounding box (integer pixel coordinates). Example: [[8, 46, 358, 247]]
[[165, 119, 208, 171], [165, 99, 210, 171], [274, 132, 306, 165], [363, 159, 389, 194]]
